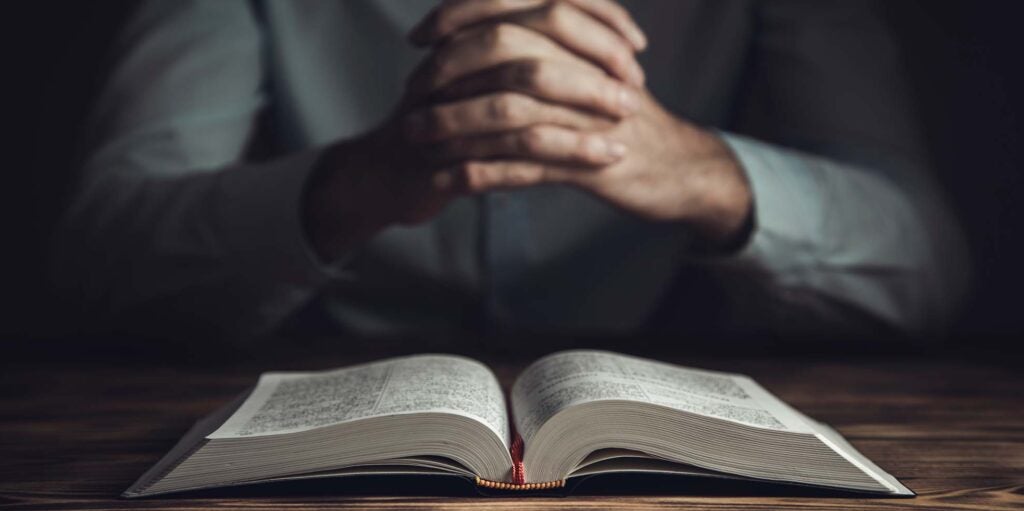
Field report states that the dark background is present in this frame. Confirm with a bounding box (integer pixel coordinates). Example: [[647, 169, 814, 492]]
[[2, 1, 1021, 357]]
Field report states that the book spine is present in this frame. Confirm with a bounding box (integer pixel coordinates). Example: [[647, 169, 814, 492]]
[[474, 476, 566, 490], [510, 430, 526, 484], [475, 430, 566, 490]]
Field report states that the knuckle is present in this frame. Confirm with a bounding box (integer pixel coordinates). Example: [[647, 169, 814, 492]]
[[486, 23, 521, 49], [511, 60, 543, 89], [518, 60, 553, 93], [578, 135, 603, 160], [543, 1, 573, 30], [604, 1, 630, 21], [488, 93, 529, 123], [595, 83, 621, 113], [459, 162, 486, 192], [609, 49, 634, 72], [519, 126, 550, 153], [487, 95, 513, 122], [606, 48, 626, 66], [510, 164, 544, 185]]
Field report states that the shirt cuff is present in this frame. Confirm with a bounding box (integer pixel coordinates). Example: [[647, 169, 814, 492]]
[[216, 148, 344, 303], [714, 132, 827, 277]]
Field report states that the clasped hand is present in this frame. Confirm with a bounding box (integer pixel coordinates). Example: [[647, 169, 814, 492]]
[[306, 0, 752, 261]]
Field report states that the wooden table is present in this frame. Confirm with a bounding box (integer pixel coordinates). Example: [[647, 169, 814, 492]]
[[2, 349, 1022, 510]]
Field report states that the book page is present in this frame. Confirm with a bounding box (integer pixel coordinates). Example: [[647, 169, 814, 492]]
[[511, 350, 813, 442], [208, 354, 509, 445]]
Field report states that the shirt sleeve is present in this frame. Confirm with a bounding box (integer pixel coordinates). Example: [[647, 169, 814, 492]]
[[695, 1, 970, 336], [711, 133, 967, 335], [48, 0, 339, 340]]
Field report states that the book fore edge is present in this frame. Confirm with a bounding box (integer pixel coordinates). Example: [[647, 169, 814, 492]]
[[123, 438, 209, 497], [128, 409, 568, 495]]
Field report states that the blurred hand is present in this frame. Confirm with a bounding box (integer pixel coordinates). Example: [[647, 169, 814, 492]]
[[408, 0, 648, 89], [304, 0, 649, 260], [304, 0, 752, 261], [409, 0, 753, 245], [426, 88, 754, 246]]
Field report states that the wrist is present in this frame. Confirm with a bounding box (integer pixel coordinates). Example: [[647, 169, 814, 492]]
[[687, 132, 754, 252], [302, 141, 392, 263]]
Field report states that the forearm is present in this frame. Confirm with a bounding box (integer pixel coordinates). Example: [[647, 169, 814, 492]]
[[45, 0, 358, 339], [50, 150, 337, 340], [705, 133, 968, 335], [302, 133, 415, 263]]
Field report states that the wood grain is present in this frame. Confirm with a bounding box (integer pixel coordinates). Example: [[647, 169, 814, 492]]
[[1, 352, 1022, 510]]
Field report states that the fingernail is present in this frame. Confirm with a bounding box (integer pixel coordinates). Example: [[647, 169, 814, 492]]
[[608, 141, 628, 158], [619, 88, 640, 113]]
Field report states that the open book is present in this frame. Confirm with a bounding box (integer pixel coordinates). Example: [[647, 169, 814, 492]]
[[125, 350, 913, 497]]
